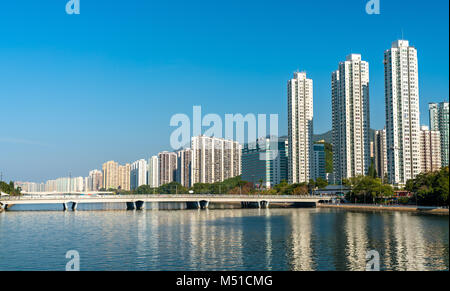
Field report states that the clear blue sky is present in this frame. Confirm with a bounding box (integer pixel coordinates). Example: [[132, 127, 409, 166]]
[[0, 0, 448, 182]]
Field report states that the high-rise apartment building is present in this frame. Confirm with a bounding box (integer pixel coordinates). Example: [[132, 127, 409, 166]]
[[102, 161, 119, 190], [177, 149, 193, 188], [374, 129, 388, 180], [312, 143, 326, 181], [158, 152, 178, 186], [118, 163, 131, 191], [130, 159, 147, 190], [191, 136, 241, 184], [429, 102, 449, 167], [241, 137, 288, 188], [419, 126, 442, 173], [147, 156, 159, 188], [287, 72, 313, 184], [384, 40, 421, 185], [87, 169, 103, 191], [332, 54, 371, 183]]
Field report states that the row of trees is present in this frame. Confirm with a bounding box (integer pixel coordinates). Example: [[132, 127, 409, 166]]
[[343, 167, 449, 206], [405, 167, 449, 206], [129, 176, 251, 195], [115, 176, 330, 196], [343, 176, 394, 204], [0, 181, 21, 196]]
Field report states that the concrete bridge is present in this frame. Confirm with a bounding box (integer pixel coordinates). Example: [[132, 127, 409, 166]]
[[0, 194, 334, 211]]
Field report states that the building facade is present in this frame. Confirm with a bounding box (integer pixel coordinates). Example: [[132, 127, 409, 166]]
[[191, 136, 241, 184], [374, 129, 388, 181], [117, 163, 131, 191], [429, 102, 449, 167], [130, 159, 147, 190], [419, 126, 442, 173], [312, 143, 326, 181], [287, 72, 313, 184], [87, 169, 103, 191], [147, 156, 159, 188], [102, 161, 119, 190], [177, 149, 193, 188], [384, 40, 421, 185], [241, 137, 288, 188], [158, 152, 178, 186], [332, 54, 371, 183]]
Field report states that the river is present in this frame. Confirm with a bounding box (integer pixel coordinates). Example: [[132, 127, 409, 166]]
[[0, 207, 448, 271]]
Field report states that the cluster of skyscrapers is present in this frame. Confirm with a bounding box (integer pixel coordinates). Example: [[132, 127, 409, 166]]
[[288, 39, 449, 186], [18, 136, 242, 193], [16, 39, 448, 192]]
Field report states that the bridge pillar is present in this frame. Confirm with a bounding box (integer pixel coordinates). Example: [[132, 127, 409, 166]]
[[71, 202, 78, 211], [135, 201, 145, 210], [199, 200, 209, 210], [63, 202, 68, 211], [126, 202, 136, 210], [186, 202, 200, 209], [260, 200, 270, 209]]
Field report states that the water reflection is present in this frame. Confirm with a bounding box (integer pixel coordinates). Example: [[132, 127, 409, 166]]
[[0, 208, 448, 271]]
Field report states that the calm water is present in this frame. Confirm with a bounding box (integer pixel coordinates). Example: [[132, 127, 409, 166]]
[[0, 206, 448, 271]]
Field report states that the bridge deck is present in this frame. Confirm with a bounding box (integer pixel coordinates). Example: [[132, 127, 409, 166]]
[[1, 194, 334, 205]]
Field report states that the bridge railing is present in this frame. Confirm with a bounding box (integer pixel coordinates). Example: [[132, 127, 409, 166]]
[[0, 194, 335, 201]]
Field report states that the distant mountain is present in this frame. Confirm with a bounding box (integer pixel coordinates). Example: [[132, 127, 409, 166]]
[[312, 131, 333, 144], [313, 129, 376, 145]]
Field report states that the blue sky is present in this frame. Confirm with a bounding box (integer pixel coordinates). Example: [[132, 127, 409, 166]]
[[0, 0, 448, 182]]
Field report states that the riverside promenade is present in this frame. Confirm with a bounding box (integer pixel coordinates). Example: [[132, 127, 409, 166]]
[[319, 203, 449, 215]]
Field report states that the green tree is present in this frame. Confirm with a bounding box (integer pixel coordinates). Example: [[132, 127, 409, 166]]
[[368, 160, 377, 178], [315, 177, 328, 189], [133, 185, 156, 194], [315, 141, 333, 173], [345, 176, 393, 204], [158, 182, 187, 194], [0, 181, 21, 196], [405, 167, 449, 206]]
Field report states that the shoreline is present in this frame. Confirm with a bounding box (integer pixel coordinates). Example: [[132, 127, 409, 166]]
[[318, 204, 449, 215]]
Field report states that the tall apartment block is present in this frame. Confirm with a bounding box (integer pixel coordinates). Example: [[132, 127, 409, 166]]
[[241, 137, 288, 188], [177, 149, 193, 188], [374, 129, 388, 180], [384, 40, 421, 185], [191, 136, 241, 184], [419, 126, 442, 173], [102, 160, 119, 189], [158, 152, 178, 186], [287, 72, 313, 184], [87, 169, 103, 191], [118, 163, 131, 191], [312, 143, 326, 181], [332, 54, 371, 183], [147, 156, 159, 188], [130, 159, 147, 190], [429, 102, 449, 167]]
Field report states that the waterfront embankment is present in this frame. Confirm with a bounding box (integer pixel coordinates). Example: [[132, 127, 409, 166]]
[[318, 203, 449, 215]]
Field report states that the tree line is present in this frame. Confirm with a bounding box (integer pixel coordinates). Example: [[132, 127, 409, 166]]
[[112, 176, 330, 196], [0, 181, 21, 196]]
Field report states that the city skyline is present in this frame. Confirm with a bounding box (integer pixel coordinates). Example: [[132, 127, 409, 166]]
[[1, 0, 449, 182]]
